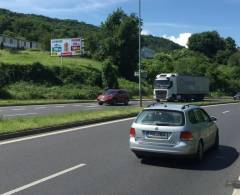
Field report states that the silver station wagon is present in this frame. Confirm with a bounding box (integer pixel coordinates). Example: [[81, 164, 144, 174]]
[[130, 103, 219, 161]]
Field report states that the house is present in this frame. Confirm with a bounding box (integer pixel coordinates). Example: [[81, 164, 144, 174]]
[[141, 47, 155, 59], [0, 34, 40, 49]]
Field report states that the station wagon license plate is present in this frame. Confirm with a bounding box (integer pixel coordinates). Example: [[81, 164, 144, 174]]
[[146, 131, 169, 139]]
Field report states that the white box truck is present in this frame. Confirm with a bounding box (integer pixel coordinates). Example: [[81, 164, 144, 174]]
[[154, 73, 209, 101]]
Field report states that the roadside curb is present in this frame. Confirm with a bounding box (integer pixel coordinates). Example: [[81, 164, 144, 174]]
[[0, 113, 137, 141]]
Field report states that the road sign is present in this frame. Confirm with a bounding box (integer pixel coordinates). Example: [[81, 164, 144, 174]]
[[134, 71, 147, 78]]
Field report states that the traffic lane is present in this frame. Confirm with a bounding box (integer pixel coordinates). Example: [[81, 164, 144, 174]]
[[1, 101, 237, 119], [0, 119, 135, 194], [0, 104, 240, 194], [16, 105, 239, 195], [203, 103, 240, 117], [0, 101, 147, 119], [21, 107, 240, 195]]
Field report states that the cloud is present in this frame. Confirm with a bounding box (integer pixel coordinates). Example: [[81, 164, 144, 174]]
[[162, 33, 192, 47], [141, 29, 151, 35], [145, 22, 191, 29]]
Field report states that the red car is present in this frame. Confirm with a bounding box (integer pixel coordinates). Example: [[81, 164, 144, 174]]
[[97, 89, 130, 105]]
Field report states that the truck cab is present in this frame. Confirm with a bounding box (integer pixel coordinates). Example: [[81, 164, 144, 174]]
[[154, 73, 177, 102]]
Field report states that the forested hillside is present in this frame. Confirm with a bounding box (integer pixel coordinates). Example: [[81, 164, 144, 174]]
[[0, 8, 181, 52], [142, 35, 183, 52]]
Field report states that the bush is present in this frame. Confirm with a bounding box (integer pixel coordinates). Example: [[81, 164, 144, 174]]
[[118, 78, 152, 97], [6, 82, 102, 100], [102, 59, 118, 88], [0, 62, 102, 87]]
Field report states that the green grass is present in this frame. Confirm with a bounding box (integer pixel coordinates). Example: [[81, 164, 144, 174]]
[[0, 107, 141, 135], [0, 99, 96, 107], [0, 49, 101, 69]]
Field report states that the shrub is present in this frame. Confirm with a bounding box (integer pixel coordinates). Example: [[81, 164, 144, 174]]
[[118, 78, 152, 97], [6, 82, 102, 100]]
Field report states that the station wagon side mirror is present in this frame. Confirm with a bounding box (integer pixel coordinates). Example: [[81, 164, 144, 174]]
[[210, 116, 217, 122]]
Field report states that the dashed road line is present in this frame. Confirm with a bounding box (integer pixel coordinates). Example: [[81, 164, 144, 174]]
[[55, 105, 65, 108], [1, 163, 86, 195], [34, 107, 47, 110], [11, 108, 26, 111], [4, 113, 38, 117], [86, 105, 98, 108], [232, 176, 240, 195], [72, 105, 83, 107], [222, 111, 230, 114]]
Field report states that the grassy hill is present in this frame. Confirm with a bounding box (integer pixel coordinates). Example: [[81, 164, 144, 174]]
[[0, 50, 101, 70], [0, 49, 152, 100]]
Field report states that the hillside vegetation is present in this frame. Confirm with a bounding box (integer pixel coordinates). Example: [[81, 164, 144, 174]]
[[0, 50, 101, 69], [0, 8, 181, 52], [1, 8, 240, 101], [143, 31, 240, 95]]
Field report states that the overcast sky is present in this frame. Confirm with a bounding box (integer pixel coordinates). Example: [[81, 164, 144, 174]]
[[1, 0, 240, 47]]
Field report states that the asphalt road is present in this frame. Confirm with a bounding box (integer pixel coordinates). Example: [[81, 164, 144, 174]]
[[0, 103, 240, 195], [0, 101, 152, 119]]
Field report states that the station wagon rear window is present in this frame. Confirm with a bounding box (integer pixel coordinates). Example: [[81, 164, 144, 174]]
[[135, 109, 185, 126]]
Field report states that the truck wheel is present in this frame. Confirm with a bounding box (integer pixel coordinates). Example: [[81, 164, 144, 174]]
[[111, 99, 117, 105]]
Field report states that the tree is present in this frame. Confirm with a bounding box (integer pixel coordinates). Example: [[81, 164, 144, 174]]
[[102, 59, 119, 89], [188, 31, 225, 58], [228, 51, 240, 66], [99, 9, 139, 80], [224, 37, 237, 53]]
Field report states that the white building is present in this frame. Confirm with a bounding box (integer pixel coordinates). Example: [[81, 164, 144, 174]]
[[0, 34, 40, 49]]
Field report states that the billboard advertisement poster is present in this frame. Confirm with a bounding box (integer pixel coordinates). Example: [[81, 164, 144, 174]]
[[51, 38, 83, 56]]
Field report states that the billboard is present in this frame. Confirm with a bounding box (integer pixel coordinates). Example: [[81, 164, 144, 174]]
[[51, 38, 84, 56]]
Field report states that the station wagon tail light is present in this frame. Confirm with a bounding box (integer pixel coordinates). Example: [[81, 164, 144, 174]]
[[180, 131, 193, 141], [130, 128, 136, 137]]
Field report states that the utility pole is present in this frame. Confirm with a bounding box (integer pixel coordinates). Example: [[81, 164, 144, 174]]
[[138, 0, 143, 107]]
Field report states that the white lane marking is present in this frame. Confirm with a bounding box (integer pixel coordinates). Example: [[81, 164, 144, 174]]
[[55, 106, 65, 108], [11, 108, 26, 111], [232, 176, 240, 195], [72, 105, 82, 107], [34, 107, 47, 110], [4, 113, 38, 117], [222, 111, 230, 114], [2, 163, 86, 195], [202, 102, 239, 108], [0, 117, 135, 146], [86, 105, 98, 108]]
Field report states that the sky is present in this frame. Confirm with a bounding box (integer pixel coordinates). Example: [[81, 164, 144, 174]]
[[1, 0, 240, 47]]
